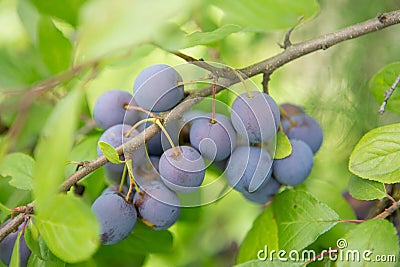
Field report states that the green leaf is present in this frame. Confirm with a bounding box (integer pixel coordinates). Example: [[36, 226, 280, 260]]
[[0, 46, 48, 88], [38, 16, 72, 74], [235, 260, 303, 267], [25, 221, 43, 260], [25, 224, 66, 267], [349, 123, 400, 184], [76, 0, 198, 62], [0, 153, 34, 190], [212, 0, 319, 31], [93, 221, 173, 258], [33, 88, 83, 209], [274, 132, 292, 159], [9, 231, 23, 267], [28, 253, 66, 267], [119, 220, 173, 253], [155, 24, 242, 50], [183, 24, 242, 48], [29, 0, 86, 27], [17, 0, 40, 44], [36, 194, 100, 263], [98, 141, 123, 164], [370, 62, 400, 113], [92, 249, 145, 267], [336, 219, 399, 267], [272, 189, 339, 251], [237, 206, 278, 264], [348, 176, 386, 200]]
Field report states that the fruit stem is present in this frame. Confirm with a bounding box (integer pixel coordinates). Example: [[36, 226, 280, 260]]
[[119, 163, 128, 193], [230, 68, 252, 98], [177, 76, 213, 87], [279, 106, 297, 128], [154, 119, 180, 156], [338, 219, 365, 223], [211, 76, 217, 124], [124, 104, 161, 120], [125, 118, 156, 138], [125, 159, 140, 203]]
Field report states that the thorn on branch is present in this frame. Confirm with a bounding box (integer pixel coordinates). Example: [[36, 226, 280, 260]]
[[278, 16, 304, 49], [379, 74, 400, 114], [278, 28, 294, 49]]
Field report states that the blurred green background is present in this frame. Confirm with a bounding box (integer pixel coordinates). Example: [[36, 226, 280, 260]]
[[0, 0, 399, 266]]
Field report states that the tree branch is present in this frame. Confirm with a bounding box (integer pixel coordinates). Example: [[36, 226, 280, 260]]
[[2, 9, 400, 241], [239, 10, 400, 77], [373, 200, 400, 219], [379, 73, 400, 114]]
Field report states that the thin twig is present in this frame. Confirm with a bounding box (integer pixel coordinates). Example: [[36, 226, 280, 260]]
[[240, 10, 400, 77], [379, 74, 400, 114], [373, 200, 400, 219]]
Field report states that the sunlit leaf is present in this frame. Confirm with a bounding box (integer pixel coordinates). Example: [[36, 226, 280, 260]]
[[349, 123, 400, 183], [33, 89, 83, 208], [237, 206, 278, 263], [36, 194, 99, 263], [77, 0, 198, 62], [336, 219, 399, 267], [9, 231, 22, 267], [0, 153, 34, 190], [348, 176, 386, 200], [98, 141, 123, 164], [29, 0, 86, 27], [212, 0, 319, 31], [38, 16, 72, 74], [273, 189, 339, 251], [274, 131, 292, 159]]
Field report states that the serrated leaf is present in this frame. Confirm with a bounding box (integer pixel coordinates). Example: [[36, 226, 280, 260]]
[[348, 176, 386, 200], [274, 132, 292, 159], [0, 153, 34, 190], [38, 16, 72, 74], [272, 189, 339, 251], [29, 0, 86, 27], [237, 206, 278, 264], [213, 0, 319, 31], [349, 123, 400, 184], [77, 0, 198, 62], [36, 194, 99, 263], [336, 219, 399, 267], [98, 141, 123, 164], [33, 88, 83, 209], [235, 260, 303, 267], [370, 62, 400, 113]]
